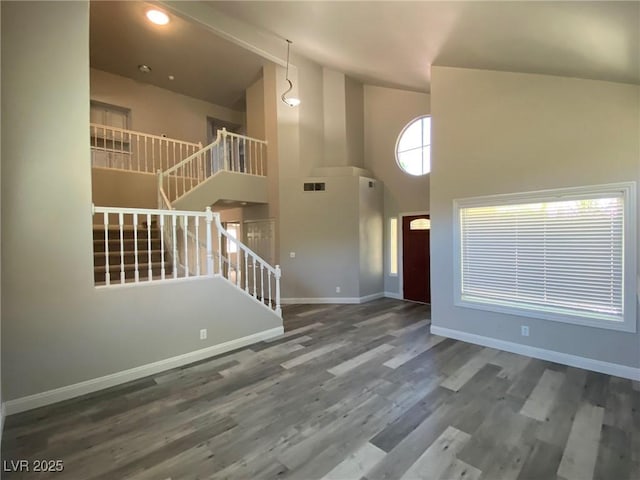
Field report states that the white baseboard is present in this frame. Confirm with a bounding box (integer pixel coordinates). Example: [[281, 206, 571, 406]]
[[431, 325, 640, 381], [5, 326, 284, 416], [384, 291, 402, 300], [281, 292, 384, 305]]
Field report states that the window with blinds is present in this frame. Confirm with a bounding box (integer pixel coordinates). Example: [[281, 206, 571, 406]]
[[453, 183, 637, 332]]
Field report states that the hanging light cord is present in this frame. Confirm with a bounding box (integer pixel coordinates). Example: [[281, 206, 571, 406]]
[[285, 39, 292, 81]]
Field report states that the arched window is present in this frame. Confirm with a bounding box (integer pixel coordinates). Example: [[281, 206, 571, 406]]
[[395, 116, 431, 176]]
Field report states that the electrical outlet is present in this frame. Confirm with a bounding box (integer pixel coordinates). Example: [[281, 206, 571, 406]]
[[290, 252, 296, 258], [200, 329, 207, 340], [521, 325, 529, 337], [336, 286, 341, 293]]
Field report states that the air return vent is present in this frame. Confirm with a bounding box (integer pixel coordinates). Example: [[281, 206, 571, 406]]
[[303, 182, 326, 192]]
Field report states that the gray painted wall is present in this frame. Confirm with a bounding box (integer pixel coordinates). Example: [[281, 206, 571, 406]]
[[430, 66, 640, 368], [1, 1, 280, 402], [363, 85, 431, 296], [359, 177, 384, 297]]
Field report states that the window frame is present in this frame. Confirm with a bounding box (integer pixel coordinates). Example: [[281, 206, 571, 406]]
[[395, 115, 431, 176], [452, 182, 637, 332]]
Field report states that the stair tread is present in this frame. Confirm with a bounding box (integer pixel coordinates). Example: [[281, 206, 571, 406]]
[[94, 249, 165, 256]]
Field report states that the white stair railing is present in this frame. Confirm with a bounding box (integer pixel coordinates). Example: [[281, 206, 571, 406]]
[[158, 128, 267, 204], [92, 204, 281, 315], [90, 123, 201, 174]]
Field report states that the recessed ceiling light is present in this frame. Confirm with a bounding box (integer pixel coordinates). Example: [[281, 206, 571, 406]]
[[146, 9, 169, 25], [138, 64, 152, 73], [168, 75, 175, 81]]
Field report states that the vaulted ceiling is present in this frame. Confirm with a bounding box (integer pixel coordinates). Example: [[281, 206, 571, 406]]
[[91, 1, 639, 109], [210, 1, 640, 92]]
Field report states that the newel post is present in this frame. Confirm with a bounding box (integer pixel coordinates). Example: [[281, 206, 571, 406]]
[[205, 206, 214, 277], [275, 265, 282, 316], [221, 128, 229, 170]]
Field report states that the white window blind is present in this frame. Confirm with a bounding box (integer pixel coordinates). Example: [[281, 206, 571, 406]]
[[454, 183, 637, 331]]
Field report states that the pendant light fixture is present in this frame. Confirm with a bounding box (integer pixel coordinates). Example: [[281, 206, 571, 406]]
[[281, 40, 301, 107]]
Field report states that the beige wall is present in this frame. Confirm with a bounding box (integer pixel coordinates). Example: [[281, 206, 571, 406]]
[[363, 85, 430, 295], [430, 66, 640, 368], [322, 68, 348, 167], [246, 76, 266, 141], [345, 76, 364, 169], [91, 68, 245, 146], [359, 177, 384, 297], [1, 1, 280, 403], [92, 169, 157, 210], [279, 176, 361, 299]]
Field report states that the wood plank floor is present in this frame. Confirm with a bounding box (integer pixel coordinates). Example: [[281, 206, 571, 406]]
[[2, 299, 639, 479]]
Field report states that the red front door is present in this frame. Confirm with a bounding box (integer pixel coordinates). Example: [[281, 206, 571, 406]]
[[402, 215, 431, 303]]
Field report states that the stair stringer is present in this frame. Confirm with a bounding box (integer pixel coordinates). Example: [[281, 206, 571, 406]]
[[172, 171, 268, 211]]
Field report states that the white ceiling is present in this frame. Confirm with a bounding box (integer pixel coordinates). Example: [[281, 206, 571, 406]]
[[210, 1, 640, 92], [90, 1, 268, 110]]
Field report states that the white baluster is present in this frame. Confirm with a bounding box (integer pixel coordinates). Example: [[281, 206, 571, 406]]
[[195, 217, 200, 276], [160, 213, 166, 280], [144, 136, 148, 173], [147, 213, 152, 281], [119, 212, 125, 284], [244, 251, 249, 292], [103, 211, 110, 286], [217, 225, 222, 275], [260, 264, 264, 301], [275, 265, 282, 315], [206, 207, 213, 276], [252, 256, 257, 298], [236, 239, 241, 287], [183, 215, 189, 277], [133, 213, 139, 283], [268, 269, 272, 308], [172, 214, 178, 279]]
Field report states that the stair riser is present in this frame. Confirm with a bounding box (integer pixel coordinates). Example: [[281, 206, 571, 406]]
[[93, 239, 163, 252], [93, 229, 161, 241], [94, 267, 173, 283], [93, 252, 168, 267]]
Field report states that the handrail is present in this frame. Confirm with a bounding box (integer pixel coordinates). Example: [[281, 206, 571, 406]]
[[164, 130, 223, 177], [90, 123, 200, 147], [158, 128, 268, 204]]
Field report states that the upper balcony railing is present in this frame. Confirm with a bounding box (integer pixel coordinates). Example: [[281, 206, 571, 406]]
[[159, 128, 268, 204], [90, 123, 201, 174]]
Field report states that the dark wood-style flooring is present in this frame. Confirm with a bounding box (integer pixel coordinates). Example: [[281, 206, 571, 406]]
[[2, 299, 639, 479]]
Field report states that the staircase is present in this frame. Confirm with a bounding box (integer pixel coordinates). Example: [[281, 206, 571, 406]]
[[93, 222, 173, 284], [90, 126, 281, 316], [158, 128, 269, 211]]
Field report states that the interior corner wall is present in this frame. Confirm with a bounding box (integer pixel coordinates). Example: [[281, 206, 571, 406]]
[[430, 65, 640, 368], [363, 85, 430, 296], [345, 76, 364, 169], [322, 68, 348, 167], [1, 1, 281, 403], [359, 177, 384, 297], [246, 75, 265, 141], [90, 68, 245, 146]]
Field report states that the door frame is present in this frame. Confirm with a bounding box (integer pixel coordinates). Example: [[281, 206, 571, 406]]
[[398, 210, 430, 303]]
